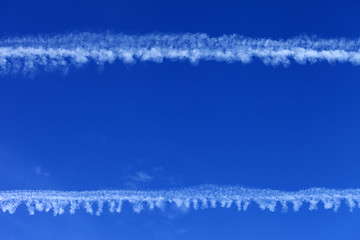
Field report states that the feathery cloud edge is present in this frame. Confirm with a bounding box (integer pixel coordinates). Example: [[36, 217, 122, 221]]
[[1, 185, 359, 215], [1, 33, 360, 75]]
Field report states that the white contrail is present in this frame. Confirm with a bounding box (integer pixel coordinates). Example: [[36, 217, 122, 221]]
[[0, 185, 359, 215], [0, 33, 360, 75]]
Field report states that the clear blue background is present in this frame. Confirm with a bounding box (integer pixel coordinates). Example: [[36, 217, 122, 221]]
[[0, 0, 360, 239]]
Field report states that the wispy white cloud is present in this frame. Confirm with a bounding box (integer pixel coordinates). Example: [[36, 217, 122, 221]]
[[128, 171, 153, 183], [34, 166, 51, 177], [122, 171, 154, 189], [0, 185, 359, 215], [1, 33, 360, 75]]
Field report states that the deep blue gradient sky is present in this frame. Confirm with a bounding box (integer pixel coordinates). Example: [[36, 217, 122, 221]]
[[1, 0, 360, 239]]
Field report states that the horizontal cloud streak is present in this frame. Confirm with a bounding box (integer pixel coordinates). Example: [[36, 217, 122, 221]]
[[1, 33, 360, 74], [1, 185, 359, 215]]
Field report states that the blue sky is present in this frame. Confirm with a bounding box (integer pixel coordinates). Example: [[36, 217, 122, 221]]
[[1, 0, 360, 239]]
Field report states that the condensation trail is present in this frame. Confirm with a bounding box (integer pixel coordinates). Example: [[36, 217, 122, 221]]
[[1, 32, 360, 75], [1, 185, 360, 215]]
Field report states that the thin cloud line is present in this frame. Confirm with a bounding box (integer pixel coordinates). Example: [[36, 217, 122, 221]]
[[1, 33, 360, 75], [1, 185, 359, 215]]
